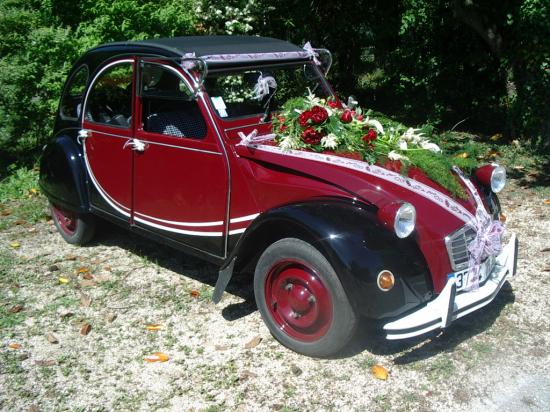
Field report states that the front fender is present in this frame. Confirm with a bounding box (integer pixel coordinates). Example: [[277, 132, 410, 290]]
[[39, 133, 89, 213], [231, 198, 434, 319]]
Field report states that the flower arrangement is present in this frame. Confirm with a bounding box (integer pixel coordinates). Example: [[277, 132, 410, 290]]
[[272, 92, 477, 199]]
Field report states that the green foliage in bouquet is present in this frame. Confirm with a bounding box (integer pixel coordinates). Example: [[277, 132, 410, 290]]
[[272, 93, 481, 199]]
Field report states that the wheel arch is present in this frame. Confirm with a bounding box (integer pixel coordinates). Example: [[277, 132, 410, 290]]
[[220, 197, 434, 319], [39, 133, 90, 213]]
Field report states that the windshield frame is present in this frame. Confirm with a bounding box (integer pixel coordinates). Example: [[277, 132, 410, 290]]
[[203, 61, 335, 122]]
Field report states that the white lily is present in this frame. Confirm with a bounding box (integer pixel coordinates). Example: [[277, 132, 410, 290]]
[[321, 133, 339, 149], [399, 140, 408, 150], [367, 119, 384, 134], [279, 135, 298, 151], [388, 151, 409, 161], [421, 141, 441, 153]]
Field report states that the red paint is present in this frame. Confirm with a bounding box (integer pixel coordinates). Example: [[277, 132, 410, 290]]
[[265, 259, 332, 342], [475, 164, 495, 188], [51, 204, 77, 235]]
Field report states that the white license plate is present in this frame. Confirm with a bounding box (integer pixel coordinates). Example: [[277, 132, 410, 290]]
[[453, 256, 496, 292]]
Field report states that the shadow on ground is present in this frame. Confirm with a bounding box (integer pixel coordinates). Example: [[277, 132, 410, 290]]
[[91, 220, 516, 361]]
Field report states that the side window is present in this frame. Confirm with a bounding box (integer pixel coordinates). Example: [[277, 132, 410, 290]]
[[60, 65, 89, 120], [141, 63, 207, 139], [85, 62, 133, 128]]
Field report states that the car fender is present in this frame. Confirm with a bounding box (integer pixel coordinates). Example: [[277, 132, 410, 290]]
[[216, 198, 434, 319], [39, 132, 89, 213]]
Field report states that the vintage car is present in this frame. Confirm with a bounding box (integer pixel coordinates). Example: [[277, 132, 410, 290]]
[[40, 36, 518, 357]]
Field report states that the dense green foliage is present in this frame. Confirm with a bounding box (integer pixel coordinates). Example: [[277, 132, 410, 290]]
[[1, 0, 548, 169]]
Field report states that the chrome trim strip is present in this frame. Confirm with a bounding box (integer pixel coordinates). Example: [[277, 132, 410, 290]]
[[224, 122, 265, 132], [92, 130, 129, 139], [136, 138, 221, 155]]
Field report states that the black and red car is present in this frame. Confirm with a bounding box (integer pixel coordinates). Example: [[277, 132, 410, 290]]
[[40, 36, 518, 357]]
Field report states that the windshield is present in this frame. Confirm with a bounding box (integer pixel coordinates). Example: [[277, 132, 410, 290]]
[[204, 63, 331, 119]]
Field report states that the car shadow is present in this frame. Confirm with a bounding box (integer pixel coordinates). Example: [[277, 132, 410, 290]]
[[92, 223, 516, 362], [331, 282, 515, 361]]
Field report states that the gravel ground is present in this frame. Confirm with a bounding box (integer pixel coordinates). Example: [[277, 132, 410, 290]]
[[1, 178, 549, 412]]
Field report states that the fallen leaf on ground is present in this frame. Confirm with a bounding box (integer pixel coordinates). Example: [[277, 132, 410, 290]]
[[146, 324, 162, 331], [239, 370, 258, 380], [35, 359, 56, 366], [144, 352, 169, 362], [82, 273, 94, 280], [490, 133, 502, 141], [371, 364, 389, 380], [105, 312, 117, 323], [541, 248, 550, 253], [189, 290, 200, 298], [59, 311, 74, 319], [9, 304, 24, 313], [80, 323, 92, 336], [455, 152, 469, 159], [215, 345, 229, 351], [544, 199, 550, 205], [64, 254, 77, 261], [79, 279, 97, 287], [58, 276, 70, 284], [80, 293, 92, 307], [103, 265, 112, 271], [77, 267, 90, 274], [512, 165, 525, 170], [245, 336, 262, 349], [290, 364, 303, 376], [29, 188, 39, 195], [14, 219, 27, 225], [8, 343, 22, 349], [0, 209, 12, 216], [48, 264, 60, 272], [46, 333, 59, 344], [9, 241, 21, 249]]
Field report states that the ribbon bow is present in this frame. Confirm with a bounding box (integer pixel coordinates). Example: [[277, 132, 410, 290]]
[[236, 129, 276, 146], [303, 42, 320, 65], [464, 207, 505, 290], [253, 74, 277, 100]]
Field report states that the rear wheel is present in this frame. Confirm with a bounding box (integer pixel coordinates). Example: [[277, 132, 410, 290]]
[[50, 203, 96, 245], [254, 238, 357, 357]]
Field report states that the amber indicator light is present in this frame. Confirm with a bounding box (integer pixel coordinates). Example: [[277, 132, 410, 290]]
[[377, 270, 395, 291]]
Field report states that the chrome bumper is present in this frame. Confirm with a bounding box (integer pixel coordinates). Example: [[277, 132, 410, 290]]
[[384, 233, 518, 340]]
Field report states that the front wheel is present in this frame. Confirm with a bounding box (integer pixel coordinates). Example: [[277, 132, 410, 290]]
[[50, 203, 96, 245], [254, 238, 357, 357]]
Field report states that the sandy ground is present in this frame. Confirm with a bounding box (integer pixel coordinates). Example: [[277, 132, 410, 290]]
[[1, 178, 549, 412]]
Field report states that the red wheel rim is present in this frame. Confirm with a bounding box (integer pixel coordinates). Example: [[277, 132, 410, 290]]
[[265, 259, 333, 342], [51, 204, 77, 236]]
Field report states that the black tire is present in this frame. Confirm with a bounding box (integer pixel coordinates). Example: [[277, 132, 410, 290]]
[[254, 238, 357, 357], [49, 202, 96, 245]]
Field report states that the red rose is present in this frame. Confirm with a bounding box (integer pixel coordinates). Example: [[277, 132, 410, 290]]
[[340, 110, 353, 123], [328, 100, 340, 109], [310, 106, 328, 124], [362, 129, 377, 143], [279, 124, 288, 132], [356, 114, 364, 121], [301, 127, 323, 145], [299, 110, 312, 127]]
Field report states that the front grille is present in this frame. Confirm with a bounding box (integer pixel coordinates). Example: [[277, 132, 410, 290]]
[[445, 225, 477, 271]]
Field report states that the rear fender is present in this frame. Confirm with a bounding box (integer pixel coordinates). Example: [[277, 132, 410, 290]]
[[39, 134, 89, 213]]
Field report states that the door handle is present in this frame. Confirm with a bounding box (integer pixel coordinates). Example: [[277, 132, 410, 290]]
[[77, 129, 91, 145], [123, 138, 148, 152]]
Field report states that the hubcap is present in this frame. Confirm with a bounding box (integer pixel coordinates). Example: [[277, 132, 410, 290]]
[[265, 260, 332, 342], [51, 204, 77, 236]]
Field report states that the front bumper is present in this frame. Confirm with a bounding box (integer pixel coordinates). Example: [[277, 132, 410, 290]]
[[384, 233, 518, 340]]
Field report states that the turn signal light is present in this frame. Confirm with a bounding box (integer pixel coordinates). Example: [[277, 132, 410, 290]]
[[377, 270, 395, 292]]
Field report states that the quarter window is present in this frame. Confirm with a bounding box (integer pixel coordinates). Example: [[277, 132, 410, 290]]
[[141, 62, 207, 139], [85, 62, 133, 128], [60, 65, 89, 120]]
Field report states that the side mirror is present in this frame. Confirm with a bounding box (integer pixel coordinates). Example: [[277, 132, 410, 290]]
[[181, 58, 208, 97]]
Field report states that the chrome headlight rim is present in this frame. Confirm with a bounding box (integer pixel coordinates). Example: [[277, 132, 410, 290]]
[[394, 202, 416, 239], [490, 165, 506, 193]]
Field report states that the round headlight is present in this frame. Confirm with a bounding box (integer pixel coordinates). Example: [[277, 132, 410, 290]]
[[394, 202, 416, 238], [490, 165, 506, 193]]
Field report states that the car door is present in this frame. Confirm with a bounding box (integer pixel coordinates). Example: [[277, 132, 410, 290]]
[[81, 59, 135, 221], [132, 59, 229, 257]]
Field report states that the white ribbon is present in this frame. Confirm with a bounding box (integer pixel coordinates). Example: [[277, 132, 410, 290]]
[[253, 75, 277, 100], [236, 130, 276, 146], [303, 42, 320, 65]]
